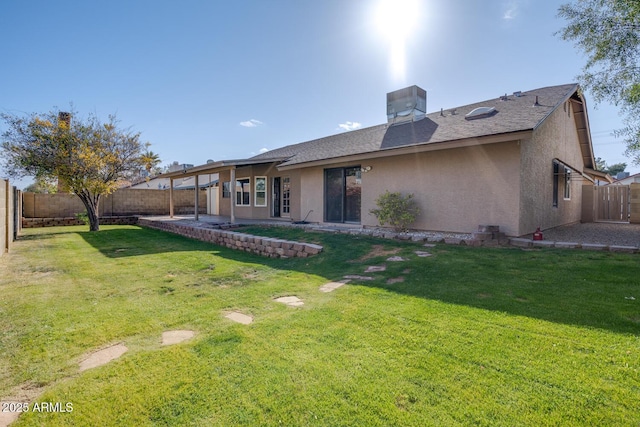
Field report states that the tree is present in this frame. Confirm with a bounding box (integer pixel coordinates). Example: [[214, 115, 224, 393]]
[[140, 149, 161, 175], [557, 0, 640, 165], [23, 177, 57, 193], [1, 109, 146, 231], [594, 156, 627, 175]]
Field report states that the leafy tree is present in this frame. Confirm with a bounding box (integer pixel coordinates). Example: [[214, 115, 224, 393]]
[[1, 109, 146, 231], [594, 156, 627, 175], [370, 191, 419, 232], [557, 0, 640, 165], [23, 177, 57, 193]]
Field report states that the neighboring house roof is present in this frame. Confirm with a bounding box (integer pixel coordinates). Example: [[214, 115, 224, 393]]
[[611, 172, 640, 185], [250, 83, 593, 169]]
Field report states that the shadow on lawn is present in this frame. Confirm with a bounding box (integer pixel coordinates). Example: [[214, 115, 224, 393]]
[[72, 224, 640, 336], [76, 227, 222, 258], [225, 228, 640, 336]]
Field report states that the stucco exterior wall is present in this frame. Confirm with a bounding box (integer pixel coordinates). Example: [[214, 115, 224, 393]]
[[217, 166, 302, 221], [298, 141, 522, 235], [518, 101, 587, 235]]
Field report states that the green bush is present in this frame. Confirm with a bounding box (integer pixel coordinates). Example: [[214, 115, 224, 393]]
[[369, 191, 419, 232], [75, 212, 89, 225]]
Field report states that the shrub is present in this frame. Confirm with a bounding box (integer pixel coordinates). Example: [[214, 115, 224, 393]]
[[75, 212, 89, 225], [370, 191, 419, 232]]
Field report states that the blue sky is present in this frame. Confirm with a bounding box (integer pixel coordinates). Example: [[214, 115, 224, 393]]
[[1, 0, 637, 188]]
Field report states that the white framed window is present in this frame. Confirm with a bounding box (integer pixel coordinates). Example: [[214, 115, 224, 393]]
[[563, 168, 571, 200], [255, 176, 267, 207], [236, 178, 250, 206]]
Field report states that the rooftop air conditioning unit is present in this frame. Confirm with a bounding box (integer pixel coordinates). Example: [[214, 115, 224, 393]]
[[387, 85, 427, 123]]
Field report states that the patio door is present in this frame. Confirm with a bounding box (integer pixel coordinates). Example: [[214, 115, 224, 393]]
[[324, 166, 361, 223], [272, 176, 291, 218]]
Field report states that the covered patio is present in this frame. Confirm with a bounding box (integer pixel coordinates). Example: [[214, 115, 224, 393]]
[[158, 157, 289, 223]]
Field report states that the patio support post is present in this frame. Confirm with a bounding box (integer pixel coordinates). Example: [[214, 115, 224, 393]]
[[230, 167, 236, 224], [169, 178, 174, 218], [194, 175, 199, 221]]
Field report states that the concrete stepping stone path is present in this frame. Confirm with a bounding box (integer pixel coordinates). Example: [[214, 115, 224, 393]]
[[365, 265, 386, 273], [386, 277, 405, 285], [275, 296, 304, 307], [343, 275, 375, 281], [79, 343, 128, 372], [414, 251, 432, 257], [387, 256, 408, 262], [224, 312, 254, 325], [161, 330, 196, 345], [319, 280, 350, 293]]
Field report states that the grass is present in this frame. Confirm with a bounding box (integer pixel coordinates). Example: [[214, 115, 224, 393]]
[[0, 224, 639, 426]]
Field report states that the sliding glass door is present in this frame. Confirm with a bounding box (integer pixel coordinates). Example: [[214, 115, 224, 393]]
[[324, 166, 361, 223]]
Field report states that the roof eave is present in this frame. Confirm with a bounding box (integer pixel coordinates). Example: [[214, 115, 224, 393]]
[[276, 130, 533, 171]]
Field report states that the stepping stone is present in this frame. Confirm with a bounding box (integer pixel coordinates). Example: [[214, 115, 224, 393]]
[[365, 265, 386, 273], [343, 275, 375, 281], [387, 256, 407, 262], [319, 280, 349, 293], [79, 343, 128, 372], [225, 312, 253, 325], [423, 243, 436, 248], [386, 277, 405, 285], [162, 330, 195, 346], [414, 251, 432, 257], [275, 296, 304, 307]]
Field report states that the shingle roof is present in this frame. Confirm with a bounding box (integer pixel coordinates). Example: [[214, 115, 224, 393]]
[[250, 83, 580, 167]]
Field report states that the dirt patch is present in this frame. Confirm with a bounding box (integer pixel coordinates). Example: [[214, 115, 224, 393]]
[[353, 245, 401, 262], [0, 382, 47, 426], [79, 343, 128, 372], [161, 330, 196, 345]]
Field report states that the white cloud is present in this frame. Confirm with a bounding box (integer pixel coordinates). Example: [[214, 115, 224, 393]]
[[338, 121, 362, 132], [502, 0, 520, 20], [239, 119, 264, 128], [258, 147, 269, 154]]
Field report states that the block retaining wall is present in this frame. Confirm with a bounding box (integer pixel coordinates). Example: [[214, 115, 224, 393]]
[[23, 216, 140, 228], [138, 218, 323, 258]]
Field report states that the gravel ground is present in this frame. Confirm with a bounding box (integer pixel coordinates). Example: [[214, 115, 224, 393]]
[[524, 222, 640, 248]]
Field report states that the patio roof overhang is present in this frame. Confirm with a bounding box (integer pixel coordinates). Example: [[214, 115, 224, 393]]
[[158, 157, 291, 179]]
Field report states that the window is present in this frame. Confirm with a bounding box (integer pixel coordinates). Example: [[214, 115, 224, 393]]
[[564, 168, 571, 199], [255, 176, 267, 207], [282, 177, 290, 215], [236, 178, 250, 206], [222, 181, 231, 198]]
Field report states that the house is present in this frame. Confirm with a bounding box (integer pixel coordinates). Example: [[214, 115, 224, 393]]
[[162, 83, 605, 236], [611, 172, 640, 186]]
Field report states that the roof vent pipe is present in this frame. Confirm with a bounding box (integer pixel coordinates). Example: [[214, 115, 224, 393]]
[[533, 96, 540, 106]]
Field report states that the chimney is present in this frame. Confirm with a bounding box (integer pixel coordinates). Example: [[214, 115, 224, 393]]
[[387, 85, 427, 124]]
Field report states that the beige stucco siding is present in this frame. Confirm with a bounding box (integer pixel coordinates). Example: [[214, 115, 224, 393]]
[[299, 141, 522, 235], [518, 101, 586, 235], [216, 165, 301, 220]]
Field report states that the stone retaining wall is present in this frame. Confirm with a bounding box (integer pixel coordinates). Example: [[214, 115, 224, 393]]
[[23, 216, 140, 228], [138, 218, 323, 258]]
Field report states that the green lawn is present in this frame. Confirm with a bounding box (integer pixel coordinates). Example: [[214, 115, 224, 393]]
[[0, 225, 639, 426]]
